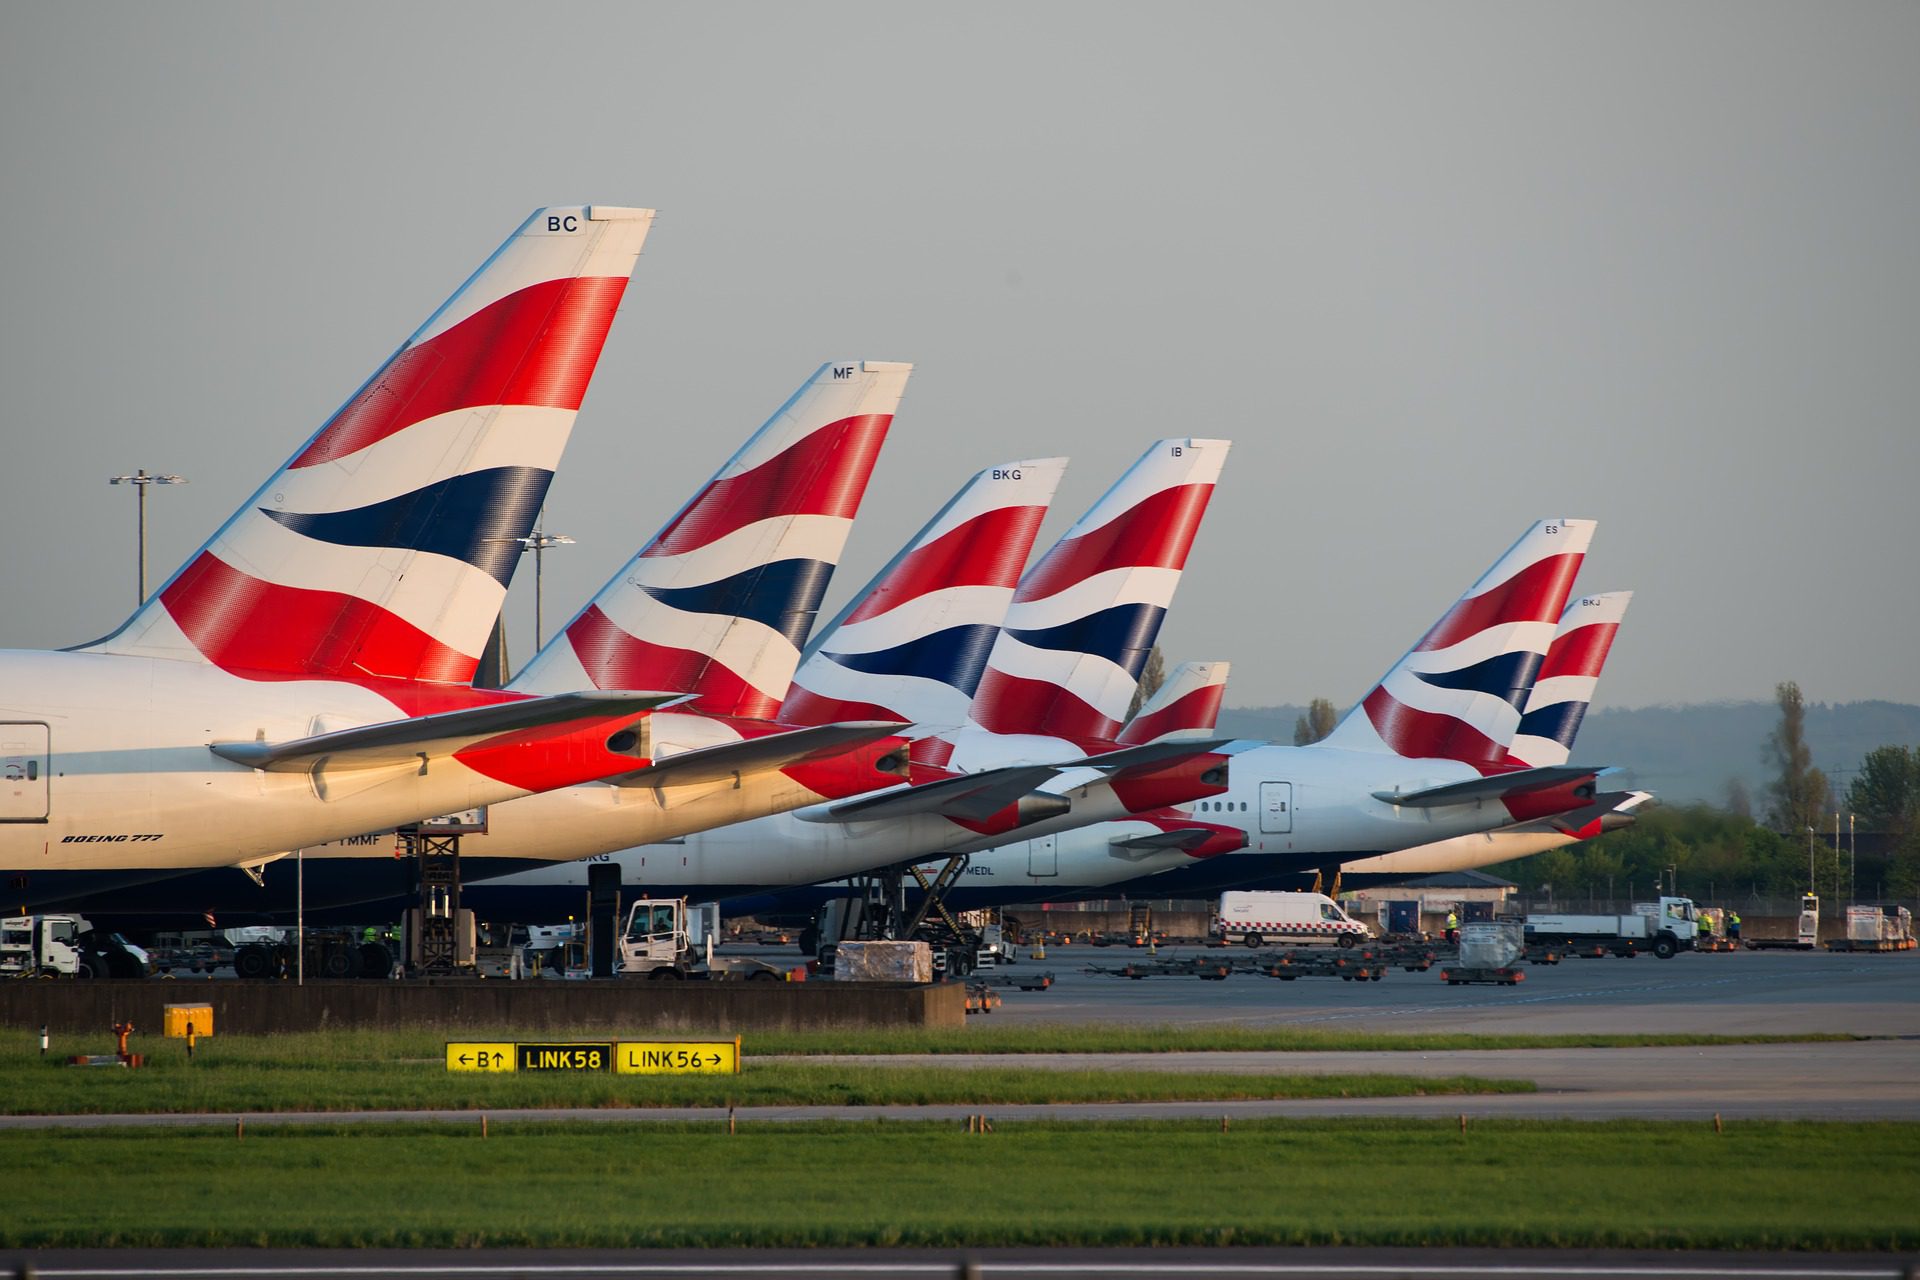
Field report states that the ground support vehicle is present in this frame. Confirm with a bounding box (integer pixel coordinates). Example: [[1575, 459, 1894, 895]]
[[977, 970, 1055, 992], [1826, 905, 1917, 952], [1245, 952, 1386, 981], [1745, 893, 1822, 950], [1085, 957, 1234, 981], [1355, 941, 1439, 971], [620, 899, 808, 981], [1214, 891, 1374, 948], [963, 983, 1002, 1014], [1520, 943, 1564, 965], [1439, 964, 1526, 986], [1523, 895, 1700, 959], [0, 915, 147, 978], [231, 928, 392, 981]]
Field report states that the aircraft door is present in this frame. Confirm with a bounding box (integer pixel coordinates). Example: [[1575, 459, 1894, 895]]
[[1028, 834, 1058, 877], [0, 724, 48, 822], [1259, 781, 1292, 834]]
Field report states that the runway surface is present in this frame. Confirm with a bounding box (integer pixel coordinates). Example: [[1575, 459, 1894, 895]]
[[3, 1246, 1913, 1278]]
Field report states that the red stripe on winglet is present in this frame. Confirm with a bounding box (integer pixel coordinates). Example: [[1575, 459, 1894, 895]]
[[291, 276, 629, 469]]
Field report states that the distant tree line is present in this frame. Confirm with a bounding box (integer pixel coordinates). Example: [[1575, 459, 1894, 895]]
[[1487, 680, 1920, 902]]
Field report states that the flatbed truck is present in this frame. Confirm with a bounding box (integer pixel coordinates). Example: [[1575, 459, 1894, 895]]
[[1522, 895, 1700, 959]]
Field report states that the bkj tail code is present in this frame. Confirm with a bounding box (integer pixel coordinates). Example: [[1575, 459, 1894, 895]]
[[446, 1039, 740, 1074]]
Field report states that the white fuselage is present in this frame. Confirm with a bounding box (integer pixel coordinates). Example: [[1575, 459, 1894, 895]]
[[466, 740, 1537, 904], [0, 649, 615, 872]]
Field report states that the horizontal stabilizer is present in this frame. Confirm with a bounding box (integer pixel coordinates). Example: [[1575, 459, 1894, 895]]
[[1372, 764, 1601, 808], [1073, 739, 1233, 771], [817, 763, 1065, 822], [615, 720, 907, 789], [1109, 828, 1215, 853], [210, 691, 680, 773]]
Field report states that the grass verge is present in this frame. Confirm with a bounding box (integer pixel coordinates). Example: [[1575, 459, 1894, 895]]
[[0, 1118, 1910, 1249], [2, 1033, 1527, 1114]]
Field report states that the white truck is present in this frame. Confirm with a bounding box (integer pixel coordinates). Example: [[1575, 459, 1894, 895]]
[[618, 899, 800, 980], [0, 915, 148, 978], [1523, 895, 1700, 959], [1213, 891, 1375, 948]]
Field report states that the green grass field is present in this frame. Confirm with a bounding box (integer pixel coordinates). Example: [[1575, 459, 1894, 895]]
[[3, 1029, 1527, 1114], [1, 1118, 1910, 1249]]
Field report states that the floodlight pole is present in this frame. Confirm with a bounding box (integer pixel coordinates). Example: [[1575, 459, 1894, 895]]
[[108, 469, 188, 606], [520, 528, 576, 652]]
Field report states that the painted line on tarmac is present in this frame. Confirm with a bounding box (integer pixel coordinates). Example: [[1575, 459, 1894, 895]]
[[25, 1262, 1901, 1278]]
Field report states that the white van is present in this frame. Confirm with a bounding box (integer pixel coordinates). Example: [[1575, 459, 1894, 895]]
[[1214, 891, 1373, 948]]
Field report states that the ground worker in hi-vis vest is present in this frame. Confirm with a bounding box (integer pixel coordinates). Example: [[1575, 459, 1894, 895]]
[[1445, 910, 1459, 944]]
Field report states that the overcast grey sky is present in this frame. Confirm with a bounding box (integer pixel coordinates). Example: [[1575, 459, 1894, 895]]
[[2, 2, 1915, 710]]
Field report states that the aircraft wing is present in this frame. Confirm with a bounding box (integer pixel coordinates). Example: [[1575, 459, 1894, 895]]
[[1371, 764, 1601, 808], [611, 721, 908, 789], [209, 691, 681, 773]]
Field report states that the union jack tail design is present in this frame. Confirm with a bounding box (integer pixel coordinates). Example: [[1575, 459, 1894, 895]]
[[85, 206, 654, 686], [963, 438, 1230, 745], [1117, 661, 1230, 745], [779, 457, 1067, 731], [1319, 519, 1596, 769], [511, 361, 908, 719], [1507, 591, 1631, 768]]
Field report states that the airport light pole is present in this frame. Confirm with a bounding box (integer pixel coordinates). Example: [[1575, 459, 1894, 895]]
[[1849, 813, 1856, 905], [108, 469, 188, 606], [489, 524, 577, 654]]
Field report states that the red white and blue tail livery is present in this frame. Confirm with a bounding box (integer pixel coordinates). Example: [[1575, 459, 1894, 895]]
[[1508, 591, 1632, 769], [512, 361, 908, 719], [1118, 661, 1231, 746], [1318, 519, 1594, 771], [779, 457, 1066, 729], [958, 438, 1230, 756], [87, 207, 654, 689]]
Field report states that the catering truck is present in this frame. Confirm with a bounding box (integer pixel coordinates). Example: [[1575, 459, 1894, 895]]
[[1213, 892, 1375, 948], [1523, 896, 1700, 958]]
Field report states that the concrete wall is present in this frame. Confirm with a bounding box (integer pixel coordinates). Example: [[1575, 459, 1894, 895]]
[[0, 978, 966, 1035]]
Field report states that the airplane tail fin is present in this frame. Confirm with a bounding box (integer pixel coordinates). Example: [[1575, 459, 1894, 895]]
[[779, 457, 1067, 730], [84, 206, 654, 686], [1318, 519, 1595, 769], [1507, 591, 1632, 768], [964, 438, 1230, 745], [510, 361, 908, 719], [1117, 661, 1230, 745]]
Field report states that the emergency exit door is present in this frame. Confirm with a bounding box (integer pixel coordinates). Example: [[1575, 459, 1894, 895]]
[[0, 723, 49, 822], [1028, 834, 1058, 877], [1259, 781, 1292, 834]]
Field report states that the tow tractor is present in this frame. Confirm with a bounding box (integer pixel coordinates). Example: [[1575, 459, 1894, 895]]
[[618, 899, 804, 981], [1743, 893, 1822, 950]]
